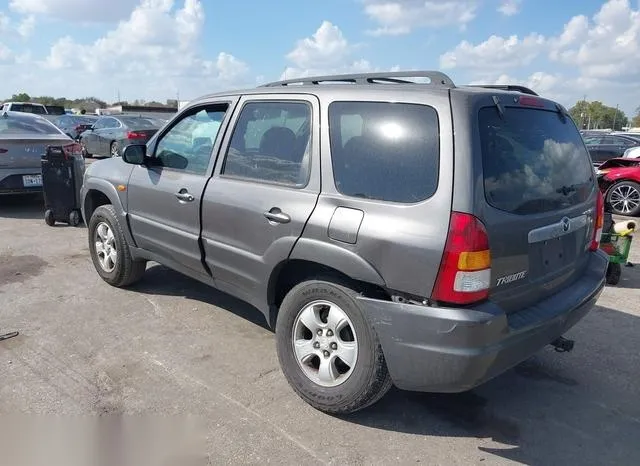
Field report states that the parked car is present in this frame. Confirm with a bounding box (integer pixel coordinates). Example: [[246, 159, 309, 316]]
[[596, 158, 640, 216], [0, 111, 80, 195], [583, 133, 640, 165], [80, 71, 608, 414], [79, 114, 164, 158], [0, 102, 65, 123], [52, 114, 99, 140], [623, 146, 640, 159]]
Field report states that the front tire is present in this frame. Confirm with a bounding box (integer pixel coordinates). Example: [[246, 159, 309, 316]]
[[276, 280, 393, 414], [606, 181, 640, 217], [88, 205, 146, 287]]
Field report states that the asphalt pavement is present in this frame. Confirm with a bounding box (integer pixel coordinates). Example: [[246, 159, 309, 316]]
[[1, 194, 639, 465]]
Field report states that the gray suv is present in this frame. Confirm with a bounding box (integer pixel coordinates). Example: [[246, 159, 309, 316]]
[[80, 71, 608, 414]]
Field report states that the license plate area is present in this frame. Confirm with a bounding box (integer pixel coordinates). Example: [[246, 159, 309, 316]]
[[22, 174, 42, 187]]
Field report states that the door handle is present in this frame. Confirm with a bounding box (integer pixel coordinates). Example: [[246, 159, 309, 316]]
[[264, 208, 291, 224], [175, 190, 195, 203]]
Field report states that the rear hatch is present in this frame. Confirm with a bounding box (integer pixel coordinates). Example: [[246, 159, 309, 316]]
[[476, 96, 598, 313]]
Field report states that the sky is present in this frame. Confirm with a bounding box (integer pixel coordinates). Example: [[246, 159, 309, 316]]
[[0, 0, 639, 116]]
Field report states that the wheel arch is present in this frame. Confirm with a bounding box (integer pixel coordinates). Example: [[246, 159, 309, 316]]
[[266, 258, 390, 329], [82, 180, 137, 247]]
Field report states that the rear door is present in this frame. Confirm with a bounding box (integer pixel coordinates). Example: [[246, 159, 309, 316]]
[[83, 118, 104, 154], [476, 100, 598, 312], [200, 95, 320, 298]]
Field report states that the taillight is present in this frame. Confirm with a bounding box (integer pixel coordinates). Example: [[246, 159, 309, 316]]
[[62, 142, 83, 158], [518, 96, 545, 107], [590, 191, 605, 251], [127, 131, 147, 139], [432, 212, 492, 305]]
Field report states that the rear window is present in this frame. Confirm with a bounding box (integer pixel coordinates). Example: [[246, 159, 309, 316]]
[[479, 107, 595, 215], [9, 103, 47, 115], [119, 117, 162, 128], [329, 101, 440, 203], [0, 116, 62, 135]]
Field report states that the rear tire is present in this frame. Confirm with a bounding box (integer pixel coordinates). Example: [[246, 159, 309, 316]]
[[110, 141, 120, 158], [276, 280, 393, 414], [44, 209, 55, 226], [606, 181, 640, 217], [69, 210, 81, 227], [88, 205, 146, 287], [606, 262, 621, 286]]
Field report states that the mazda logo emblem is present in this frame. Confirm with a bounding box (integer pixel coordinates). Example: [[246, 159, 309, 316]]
[[561, 217, 570, 232]]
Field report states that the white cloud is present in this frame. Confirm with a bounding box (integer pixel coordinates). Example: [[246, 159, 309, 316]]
[[9, 0, 138, 23], [4, 0, 250, 102], [550, 0, 640, 81], [440, 33, 546, 70], [17, 15, 35, 38], [282, 21, 374, 79], [497, 0, 522, 16], [362, 0, 478, 36], [0, 43, 12, 61]]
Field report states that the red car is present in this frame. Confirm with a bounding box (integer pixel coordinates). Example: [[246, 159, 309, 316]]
[[596, 158, 640, 216]]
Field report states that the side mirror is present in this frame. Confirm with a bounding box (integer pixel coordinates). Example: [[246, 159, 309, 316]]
[[122, 144, 147, 165]]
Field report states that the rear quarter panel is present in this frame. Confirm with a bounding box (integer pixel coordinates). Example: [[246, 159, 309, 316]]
[[292, 87, 454, 298]]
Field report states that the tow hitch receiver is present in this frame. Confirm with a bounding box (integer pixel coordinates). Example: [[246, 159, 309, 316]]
[[550, 336, 575, 353]]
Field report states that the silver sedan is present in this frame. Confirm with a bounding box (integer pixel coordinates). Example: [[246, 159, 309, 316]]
[[0, 111, 74, 195]]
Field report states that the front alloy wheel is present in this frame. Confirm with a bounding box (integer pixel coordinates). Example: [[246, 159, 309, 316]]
[[607, 181, 640, 216]]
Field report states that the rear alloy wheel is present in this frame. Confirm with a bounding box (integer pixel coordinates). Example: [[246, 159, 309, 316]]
[[276, 280, 393, 414], [607, 181, 640, 217], [110, 141, 120, 157]]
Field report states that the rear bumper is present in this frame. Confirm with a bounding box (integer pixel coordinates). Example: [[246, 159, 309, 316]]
[[0, 168, 43, 195], [358, 250, 608, 392]]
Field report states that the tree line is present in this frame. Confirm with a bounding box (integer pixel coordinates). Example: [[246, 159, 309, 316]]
[[4, 93, 178, 113]]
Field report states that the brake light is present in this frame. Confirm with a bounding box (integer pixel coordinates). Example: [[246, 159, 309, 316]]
[[590, 191, 605, 251], [432, 212, 492, 305], [518, 96, 545, 108], [127, 131, 147, 139], [62, 142, 83, 158]]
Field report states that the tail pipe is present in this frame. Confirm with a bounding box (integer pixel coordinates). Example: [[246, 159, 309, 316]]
[[550, 336, 574, 353]]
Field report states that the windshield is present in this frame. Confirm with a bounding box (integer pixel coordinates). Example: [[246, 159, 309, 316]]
[[479, 107, 595, 215], [0, 114, 62, 136]]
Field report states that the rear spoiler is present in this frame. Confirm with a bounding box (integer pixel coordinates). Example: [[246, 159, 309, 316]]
[[464, 84, 539, 96]]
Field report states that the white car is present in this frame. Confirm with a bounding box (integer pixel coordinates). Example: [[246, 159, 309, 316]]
[[623, 146, 640, 158]]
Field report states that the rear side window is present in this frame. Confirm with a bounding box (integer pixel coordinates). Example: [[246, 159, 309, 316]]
[[479, 107, 594, 215], [329, 101, 440, 203]]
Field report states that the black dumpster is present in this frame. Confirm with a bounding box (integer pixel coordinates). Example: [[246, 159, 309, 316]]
[[41, 144, 85, 226]]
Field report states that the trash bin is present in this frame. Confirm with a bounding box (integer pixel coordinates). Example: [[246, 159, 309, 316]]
[[41, 143, 85, 227]]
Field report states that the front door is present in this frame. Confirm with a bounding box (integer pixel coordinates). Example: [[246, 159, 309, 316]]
[[126, 101, 235, 275], [200, 96, 321, 301]]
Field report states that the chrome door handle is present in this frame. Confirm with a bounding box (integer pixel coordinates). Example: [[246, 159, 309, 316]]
[[264, 208, 291, 224], [175, 191, 195, 202]]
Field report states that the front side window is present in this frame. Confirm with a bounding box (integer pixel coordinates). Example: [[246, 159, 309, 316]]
[[154, 105, 228, 175], [479, 107, 595, 215], [329, 101, 440, 203], [222, 101, 312, 187]]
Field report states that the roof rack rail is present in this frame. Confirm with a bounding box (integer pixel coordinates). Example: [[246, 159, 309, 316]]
[[465, 84, 539, 96], [261, 71, 456, 88]]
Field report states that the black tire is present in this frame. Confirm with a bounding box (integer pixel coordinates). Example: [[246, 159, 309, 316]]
[[606, 262, 621, 286], [276, 280, 393, 414], [82, 142, 92, 159], [606, 181, 640, 217], [69, 210, 81, 227], [110, 141, 120, 158], [44, 209, 55, 226], [88, 205, 146, 287]]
